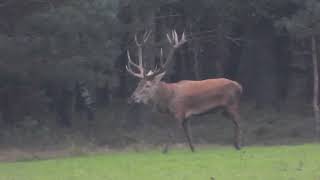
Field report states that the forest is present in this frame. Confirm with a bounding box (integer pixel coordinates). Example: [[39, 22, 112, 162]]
[[0, 0, 320, 150]]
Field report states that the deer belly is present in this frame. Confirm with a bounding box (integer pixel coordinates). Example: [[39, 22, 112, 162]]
[[185, 103, 219, 118], [175, 93, 226, 118]]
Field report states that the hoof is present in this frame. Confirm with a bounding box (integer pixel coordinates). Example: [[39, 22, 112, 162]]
[[234, 143, 241, 150], [162, 146, 169, 154], [162, 149, 168, 154]]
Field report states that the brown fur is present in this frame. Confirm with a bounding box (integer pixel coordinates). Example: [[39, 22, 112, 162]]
[[126, 29, 242, 152], [130, 77, 243, 152], [163, 78, 242, 119]]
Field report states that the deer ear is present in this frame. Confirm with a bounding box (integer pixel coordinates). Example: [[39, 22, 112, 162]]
[[154, 72, 166, 81]]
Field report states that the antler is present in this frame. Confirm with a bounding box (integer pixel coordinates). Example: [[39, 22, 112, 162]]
[[126, 30, 186, 79], [148, 30, 187, 77], [126, 31, 152, 78], [162, 30, 186, 69]]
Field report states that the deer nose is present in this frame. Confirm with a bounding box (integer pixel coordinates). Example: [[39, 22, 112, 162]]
[[127, 96, 134, 104]]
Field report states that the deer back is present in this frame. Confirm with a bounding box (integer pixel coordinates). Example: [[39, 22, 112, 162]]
[[167, 78, 242, 119]]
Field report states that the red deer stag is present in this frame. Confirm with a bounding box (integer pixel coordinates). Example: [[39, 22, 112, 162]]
[[126, 30, 243, 152]]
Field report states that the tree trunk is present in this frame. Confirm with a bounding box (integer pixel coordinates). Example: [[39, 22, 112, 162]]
[[56, 87, 74, 127], [215, 24, 229, 77], [2, 87, 13, 126], [193, 46, 201, 80], [115, 0, 132, 97], [285, 39, 310, 108], [187, 21, 201, 80], [311, 35, 320, 139]]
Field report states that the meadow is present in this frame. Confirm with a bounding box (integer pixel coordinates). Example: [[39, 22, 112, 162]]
[[0, 144, 319, 180]]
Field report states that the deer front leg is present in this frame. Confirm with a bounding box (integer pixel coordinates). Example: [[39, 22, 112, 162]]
[[182, 119, 195, 152], [162, 128, 173, 154], [162, 118, 175, 154], [162, 118, 182, 154]]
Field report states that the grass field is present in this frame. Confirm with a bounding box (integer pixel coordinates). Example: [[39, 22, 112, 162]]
[[0, 144, 319, 180]]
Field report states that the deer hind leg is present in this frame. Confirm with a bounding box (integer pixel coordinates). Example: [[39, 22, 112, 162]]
[[226, 105, 242, 150], [182, 119, 195, 152]]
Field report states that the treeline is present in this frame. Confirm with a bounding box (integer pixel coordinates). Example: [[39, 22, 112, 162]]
[[0, 0, 319, 127]]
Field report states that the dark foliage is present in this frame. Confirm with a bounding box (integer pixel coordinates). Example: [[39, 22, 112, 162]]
[[0, 0, 319, 146]]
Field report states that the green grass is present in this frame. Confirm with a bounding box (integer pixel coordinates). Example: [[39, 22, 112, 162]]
[[0, 144, 320, 180]]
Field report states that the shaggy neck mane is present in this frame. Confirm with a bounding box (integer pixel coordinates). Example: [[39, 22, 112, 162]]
[[151, 82, 174, 112]]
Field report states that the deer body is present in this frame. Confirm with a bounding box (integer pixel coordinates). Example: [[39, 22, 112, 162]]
[[126, 30, 242, 152], [160, 79, 242, 119]]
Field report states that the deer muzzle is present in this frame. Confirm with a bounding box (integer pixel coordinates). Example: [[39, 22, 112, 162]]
[[127, 96, 134, 104], [128, 94, 144, 104], [128, 94, 138, 104]]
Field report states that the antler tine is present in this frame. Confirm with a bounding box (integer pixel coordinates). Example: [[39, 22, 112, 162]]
[[137, 44, 144, 76], [126, 64, 144, 78], [143, 30, 152, 43], [126, 50, 144, 78], [181, 31, 186, 43], [171, 30, 175, 42], [126, 65, 142, 78], [134, 30, 152, 46], [127, 50, 140, 69], [166, 33, 172, 44], [134, 34, 141, 46], [151, 48, 164, 75], [173, 30, 178, 45], [160, 48, 164, 65]]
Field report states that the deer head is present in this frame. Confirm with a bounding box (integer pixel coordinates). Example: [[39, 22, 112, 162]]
[[126, 30, 187, 104]]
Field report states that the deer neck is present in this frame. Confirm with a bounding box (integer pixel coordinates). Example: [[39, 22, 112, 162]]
[[151, 81, 174, 112]]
